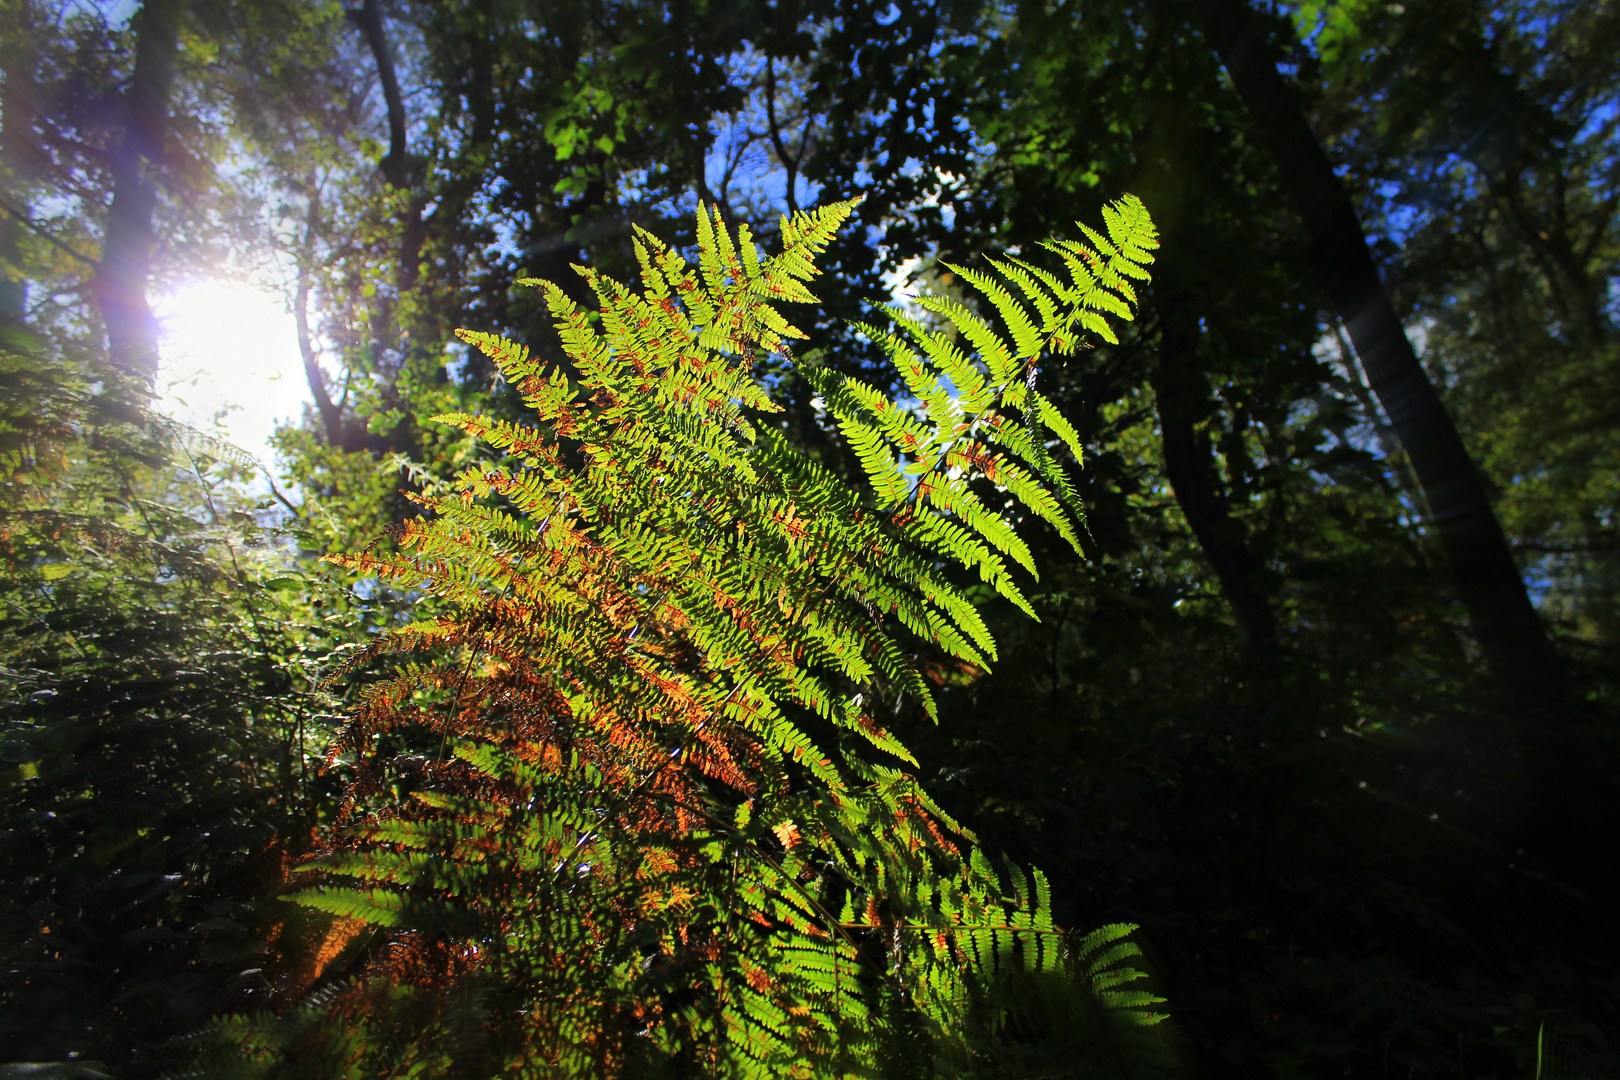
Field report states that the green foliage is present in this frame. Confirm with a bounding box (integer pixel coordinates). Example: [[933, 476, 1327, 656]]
[[15, 0, 1615, 1074], [0, 329, 345, 1078], [191, 197, 1176, 1077]]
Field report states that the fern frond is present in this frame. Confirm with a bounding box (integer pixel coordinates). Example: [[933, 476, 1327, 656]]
[[257, 196, 1169, 1079]]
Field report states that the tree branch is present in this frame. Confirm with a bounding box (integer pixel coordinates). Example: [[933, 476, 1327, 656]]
[[763, 58, 801, 216], [0, 194, 97, 267], [262, 468, 303, 518]]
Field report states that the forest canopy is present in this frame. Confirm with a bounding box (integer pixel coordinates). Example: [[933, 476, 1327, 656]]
[[1, 0, 1617, 1077]]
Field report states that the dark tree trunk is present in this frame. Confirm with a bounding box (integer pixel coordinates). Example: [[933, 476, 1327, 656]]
[[348, 0, 425, 292], [294, 178, 343, 447], [1152, 286, 1278, 650], [1192, 0, 1563, 706], [336, 0, 424, 452], [0, 18, 33, 326], [1192, 0, 1620, 921], [350, 0, 410, 192], [93, 0, 181, 386], [0, 211, 22, 325]]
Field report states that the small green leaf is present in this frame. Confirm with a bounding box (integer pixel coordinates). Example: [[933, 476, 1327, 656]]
[[0, 761, 38, 787]]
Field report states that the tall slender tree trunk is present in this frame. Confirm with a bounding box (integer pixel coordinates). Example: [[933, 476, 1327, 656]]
[[0, 15, 34, 326], [350, 0, 427, 297], [1152, 282, 1278, 651], [294, 177, 344, 447], [93, 0, 181, 386], [341, 0, 425, 452], [351, 0, 409, 192], [0, 210, 21, 326], [1192, 0, 1620, 921], [1192, 0, 1563, 707]]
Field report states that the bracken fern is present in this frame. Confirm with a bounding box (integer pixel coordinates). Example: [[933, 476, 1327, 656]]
[[186, 196, 1174, 1079]]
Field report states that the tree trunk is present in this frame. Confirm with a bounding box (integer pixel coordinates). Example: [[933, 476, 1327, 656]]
[[0, 212, 21, 325], [93, 0, 181, 386], [348, 0, 425, 293], [1152, 285, 1278, 651], [0, 15, 34, 326], [1192, 0, 1620, 922], [346, 0, 426, 432], [350, 0, 410, 192], [294, 177, 344, 447], [1192, 0, 1564, 706]]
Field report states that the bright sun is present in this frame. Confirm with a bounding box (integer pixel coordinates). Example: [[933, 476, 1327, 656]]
[[155, 279, 310, 478]]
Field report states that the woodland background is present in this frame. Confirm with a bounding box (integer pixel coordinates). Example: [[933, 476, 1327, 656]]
[[1, 0, 1618, 1076]]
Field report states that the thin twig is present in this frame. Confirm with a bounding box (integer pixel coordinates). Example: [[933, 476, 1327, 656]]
[[0, 194, 98, 266]]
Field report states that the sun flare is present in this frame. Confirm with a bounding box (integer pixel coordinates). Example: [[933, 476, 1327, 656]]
[[155, 279, 309, 473]]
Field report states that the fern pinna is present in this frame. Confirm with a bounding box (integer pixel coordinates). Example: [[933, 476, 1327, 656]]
[[194, 197, 1173, 1078]]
